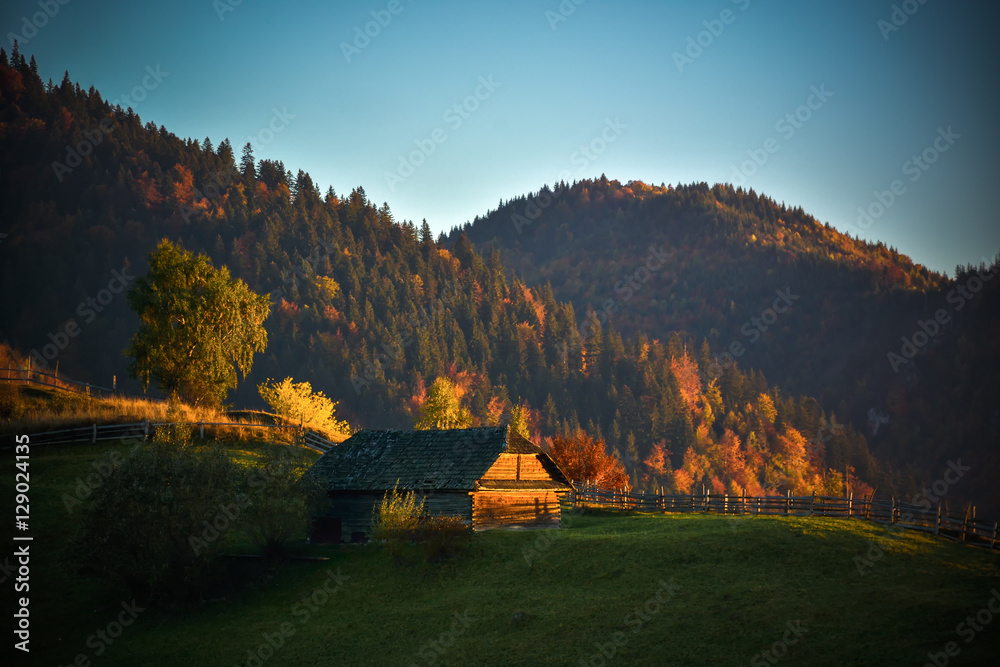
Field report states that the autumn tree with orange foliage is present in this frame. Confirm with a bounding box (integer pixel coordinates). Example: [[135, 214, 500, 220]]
[[547, 431, 629, 488], [641, 440, 672, 490]]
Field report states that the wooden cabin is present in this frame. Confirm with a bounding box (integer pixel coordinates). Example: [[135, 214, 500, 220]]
[[303, 425, 573, 543]]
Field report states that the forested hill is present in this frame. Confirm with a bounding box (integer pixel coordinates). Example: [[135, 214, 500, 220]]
[[1, 49, 996, 513], [447, 178, 951, 402], [447, 180, 1000, 515]]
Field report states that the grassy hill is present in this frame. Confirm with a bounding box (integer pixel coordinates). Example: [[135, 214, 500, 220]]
[[4, 440, 998, 666]]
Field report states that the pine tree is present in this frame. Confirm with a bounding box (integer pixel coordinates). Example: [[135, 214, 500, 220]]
[[240, 142, 255, 179]]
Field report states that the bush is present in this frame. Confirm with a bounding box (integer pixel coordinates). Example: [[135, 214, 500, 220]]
[[0, 383, 28, 421], [370, 486, 470, 563], [371, 483, 424, 541], [153, 399, 194, 446], [416, 515, 471, 563], [239, 446, 323, 560], [67, 439, 241, 601]]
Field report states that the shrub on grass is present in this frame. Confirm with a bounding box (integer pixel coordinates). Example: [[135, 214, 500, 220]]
[[153, 400, 194, 446], [67, 439, 242, 602], [239, 446, 323, 561], [371, 483, 424, 541], [416, 515, 471, 562], [0, 383, 28, 420], [371, 486, 470, 563]]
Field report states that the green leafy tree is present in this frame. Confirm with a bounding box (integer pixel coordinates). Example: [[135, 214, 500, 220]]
[[126, 239, 270, 406], [414, 377, 472, 430]]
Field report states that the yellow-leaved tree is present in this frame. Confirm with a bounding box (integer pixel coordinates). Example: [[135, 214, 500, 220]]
[[258, 377, 351, 437], [414, 377, 472, 430]]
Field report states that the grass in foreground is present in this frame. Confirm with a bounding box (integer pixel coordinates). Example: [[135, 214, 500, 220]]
[[6, 441, 999, 667]]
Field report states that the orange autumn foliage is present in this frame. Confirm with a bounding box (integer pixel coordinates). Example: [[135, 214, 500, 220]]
[[670, 351, 702, 414], [548, 431, 628, 488], [642, 440, 670, 477]]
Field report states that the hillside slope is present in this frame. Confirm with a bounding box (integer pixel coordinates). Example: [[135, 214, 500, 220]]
[[448, 179, 1000, 514]]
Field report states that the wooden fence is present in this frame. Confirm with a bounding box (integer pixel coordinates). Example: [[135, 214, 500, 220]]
[[569, 484, 999, 553], [0, 366, 115, 397], [3, 420, 337, 453], [1, 367, 339, 453]]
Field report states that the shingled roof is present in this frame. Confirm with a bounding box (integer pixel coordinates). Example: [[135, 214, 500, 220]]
[[303, 425, 572, 491]]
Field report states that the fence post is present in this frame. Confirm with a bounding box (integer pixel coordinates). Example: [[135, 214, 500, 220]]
[[200, 422, 205, 439], [847, 491, 853, 518], [962, 505, 970, 543], [724, 493, 728, 515], [92, 423, 97, 444], [809, 491, 815, 517], [935, 503, 941, 536], [144, 420, 149, 439], [890, 497, 896, 524], [785, 490, 790, 515], [991, 523, 997, 551]]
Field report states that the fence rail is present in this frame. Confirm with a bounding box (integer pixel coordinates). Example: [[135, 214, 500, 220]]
[[3, 420, 337, 453], [569, 485, 999, 553], [0, 367, 115, 396]]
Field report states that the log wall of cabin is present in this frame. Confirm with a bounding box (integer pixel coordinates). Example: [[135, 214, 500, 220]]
[[480, 453, 556, 482], [471, 490, 562, 529]]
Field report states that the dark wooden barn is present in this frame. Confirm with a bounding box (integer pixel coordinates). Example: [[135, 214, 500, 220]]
[[303, 425, 573, 543]]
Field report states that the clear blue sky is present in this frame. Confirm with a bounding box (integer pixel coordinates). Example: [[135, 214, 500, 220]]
[[4, 0, 997, 275]]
